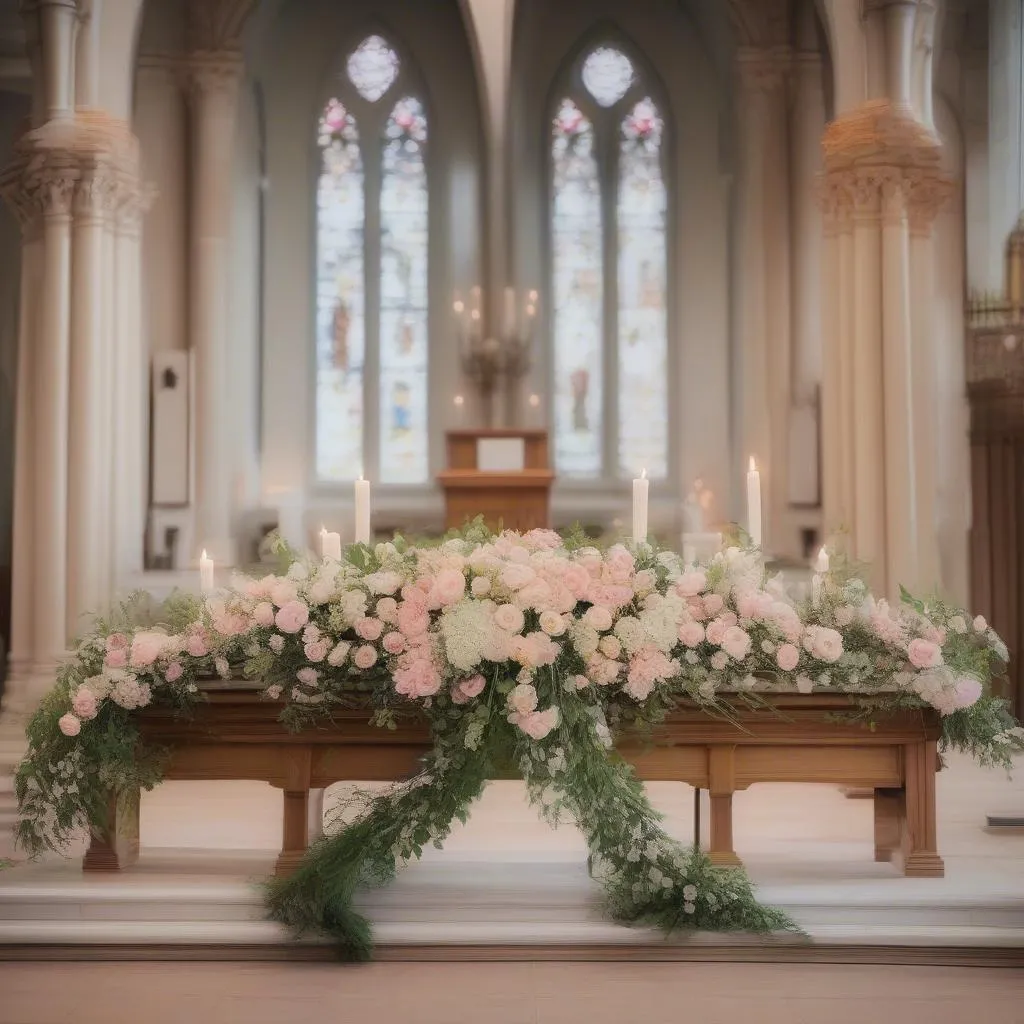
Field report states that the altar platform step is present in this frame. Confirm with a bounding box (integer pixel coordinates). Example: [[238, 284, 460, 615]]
[[0, 848, 1022, 964]]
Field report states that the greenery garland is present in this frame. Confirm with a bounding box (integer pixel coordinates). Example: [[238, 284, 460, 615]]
[[11, 524, 1022, 959]]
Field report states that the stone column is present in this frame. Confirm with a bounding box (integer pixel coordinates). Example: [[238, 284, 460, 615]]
[[66, 160, 117, 638], [733, 50, 789, 549], [185, 52, 243, 565]]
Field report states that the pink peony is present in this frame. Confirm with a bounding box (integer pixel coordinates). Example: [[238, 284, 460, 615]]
[[586, 654, 622, 686], [382, 631, 407, 655], [951, 675, 983, 710], [678, 621, 705, 647], [703, 593, 724, 616], [501, 563, 536, 590], [397, 601, 429, 638], [253, 602, 275, 628], [562, 564, 592, 599], [431, 568, 467, 607], [296, 667, 319, 686], [105, 648, 128, 669], [130, 631, 167, 668], [58, 713, 81, 737], [908, 638, 943, 670], [775, 643, 800, 672], [376, 597, 399, 623], [721, 626, 752, 661], [355, 617, 384, 642], [106, 633, 128, 652], [304, 639, 330, 663], [605, 545, 636, 583], [675, 571, 707, 598], [275, 600, 310, 634], [184, 629, 209, 658], [584, 606, 613, 632], [72, 686, 98, 720], [394, 656, 442, 698], [353, 645, 378, 669], [164, 662, 184, 683], [269, 580, 299, 607]]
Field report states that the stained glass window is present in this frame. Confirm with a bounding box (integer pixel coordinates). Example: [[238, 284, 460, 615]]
[[379, 97, 429, 482], [550, 47, 670, 482], [552, 99, 602, 478], [315, 37, 429, 484], [617, 98, 667, 478]]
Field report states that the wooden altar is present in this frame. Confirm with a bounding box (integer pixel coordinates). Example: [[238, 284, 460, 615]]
[[83, 692, 944, 880], [436, 429, 554, 533]]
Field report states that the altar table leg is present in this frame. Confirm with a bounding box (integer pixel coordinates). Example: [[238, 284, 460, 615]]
[[274, 789, 310, 877], [83, 789, 140, 872], [307, 788, 325, 845], [707, 747, 741, 868], [900, 740, 945, 877], [873, 787, 904, 862]]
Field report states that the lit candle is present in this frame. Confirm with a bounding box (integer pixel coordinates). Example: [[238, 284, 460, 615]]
[[814, 546, 830, 574], [199, 549, 215, 595], [746, 456, 763, 548], [632, 469, 649, 544], [354, 475, 371, 545], [320, 527, 342, 562], [453, 393, 466, 426]]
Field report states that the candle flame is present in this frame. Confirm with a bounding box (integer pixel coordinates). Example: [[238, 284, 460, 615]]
[[748, 456, 757, 472]]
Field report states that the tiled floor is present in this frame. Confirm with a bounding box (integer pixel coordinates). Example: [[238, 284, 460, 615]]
[[0, 961, 1022, 1024]]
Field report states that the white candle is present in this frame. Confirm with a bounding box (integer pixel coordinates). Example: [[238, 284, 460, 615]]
[[746, 456, 763, 548], [814, 546, 830, 574], [199, 549, 215, 595], [354, 476, 371, 545], [632, 469, 649, 544], [320, 527, 342, 562]]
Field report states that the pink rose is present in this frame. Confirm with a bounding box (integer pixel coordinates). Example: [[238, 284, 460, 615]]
[[539, 611, 566, 637], [382, 631, 406, 654], [304, 639, 330, 663], [501, 563, 536, 590], [270, 580, 299, 607], [105, 648, 127, 669], [106, 633, 128, 652], [59, 713, 81, 737], [494, 604, 526, 634], [908, 638, 943, 670], [431, 568, 466, 607], [675, 571, 707, 598], [129, 631, 167, 668], [164, 662, 184, 683], [296, 667, 319, 686], [353, 645, 378, 669], [678, 621, 705, 647], [275, 600, 310, 634], [376, 597, 399, 623], [516, 707, 560, 740], [562, 565, 592, 599], [775, 643, 800, 672], [458, 673, 486, 699], [721, 626, 752, 661], [355, 617, 384, 641], [808, 626, 844, 663], [705, 617, 729, 646], [265, 684, 282, 700], [71, 686, 98, 720], [710, 651, 729, 671], [253, 602, 275, 628]]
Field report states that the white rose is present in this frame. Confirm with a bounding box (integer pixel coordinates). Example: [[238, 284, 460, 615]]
[[494, 604, 526, 634], [598, 634, 622, 660], [948, 615, 967, 634], [471, 576, 492, 597], [584, 606, 614, 632], [507, 682, 538, 715], [539, 611, 566, 637], [973, 615, 987, 633]]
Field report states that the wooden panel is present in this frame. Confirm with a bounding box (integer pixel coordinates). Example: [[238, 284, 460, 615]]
[[735, 745, 901, 788], [619, 745, 708, 785]]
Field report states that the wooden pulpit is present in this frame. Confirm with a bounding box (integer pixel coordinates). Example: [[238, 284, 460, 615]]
[[437, 429, 554, 533]]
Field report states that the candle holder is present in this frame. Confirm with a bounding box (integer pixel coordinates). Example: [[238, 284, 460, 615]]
[[455, 287, 538, 428]]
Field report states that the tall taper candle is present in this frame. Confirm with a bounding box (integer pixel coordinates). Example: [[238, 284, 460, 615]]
[[354, 476, 371, 545], [746, 456, 763, 548], [632, 469, 649, 544], [199, 549, 215, 594], [320, 527, 342, 561]]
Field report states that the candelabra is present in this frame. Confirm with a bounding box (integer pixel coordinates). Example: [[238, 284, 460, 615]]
[[455, 286, 538, 428]]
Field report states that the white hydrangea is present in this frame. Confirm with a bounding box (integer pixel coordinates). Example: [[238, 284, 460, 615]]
[[569, 620, 600, 660], [613, 615, 646, 655], [438, 599, 495, 672]]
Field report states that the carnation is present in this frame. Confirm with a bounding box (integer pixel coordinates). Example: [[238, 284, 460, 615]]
[[394, 655, 442, 698], [710, 651, 729, 672], [382, 631, 406, 655], [376, 597, 399, 622], [71, 686, 98, 720], [355, 617, 384, 642], [327, 641, 351, 666], [164, 662, 184, 683], [253, 602, 275, 628], [775, 643, 800, 672], [720, 626, 752, 661], [678, 621, 705, 647]]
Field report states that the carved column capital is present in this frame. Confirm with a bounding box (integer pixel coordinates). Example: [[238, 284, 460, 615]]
[[736, 47, 791, 94], [181, 50, 244, 102]]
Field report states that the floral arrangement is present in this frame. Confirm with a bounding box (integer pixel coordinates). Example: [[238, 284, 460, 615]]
[[14, 523, 1021, 959]]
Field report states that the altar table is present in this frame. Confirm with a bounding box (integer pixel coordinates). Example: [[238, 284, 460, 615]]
[[82, 691, 945, 879]]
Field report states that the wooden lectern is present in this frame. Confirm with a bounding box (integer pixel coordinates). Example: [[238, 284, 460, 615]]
[[437, 429, 554, 532]]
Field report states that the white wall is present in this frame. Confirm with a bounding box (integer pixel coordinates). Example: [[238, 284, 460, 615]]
[[509, 0, 732, 534], [255, 0, 484, 536]]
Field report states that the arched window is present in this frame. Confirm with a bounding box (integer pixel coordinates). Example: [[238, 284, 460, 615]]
[[316, 33, 429, 484], [550, 43, 669, 481]]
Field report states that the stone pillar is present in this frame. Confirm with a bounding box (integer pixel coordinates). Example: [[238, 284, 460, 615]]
[[789, 38, 827, 512], [733, 50, 789, 550], [185, 53, 243, 565]]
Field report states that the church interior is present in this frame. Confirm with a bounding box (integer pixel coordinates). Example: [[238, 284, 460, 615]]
[[0, 0, 1023, 1019]]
